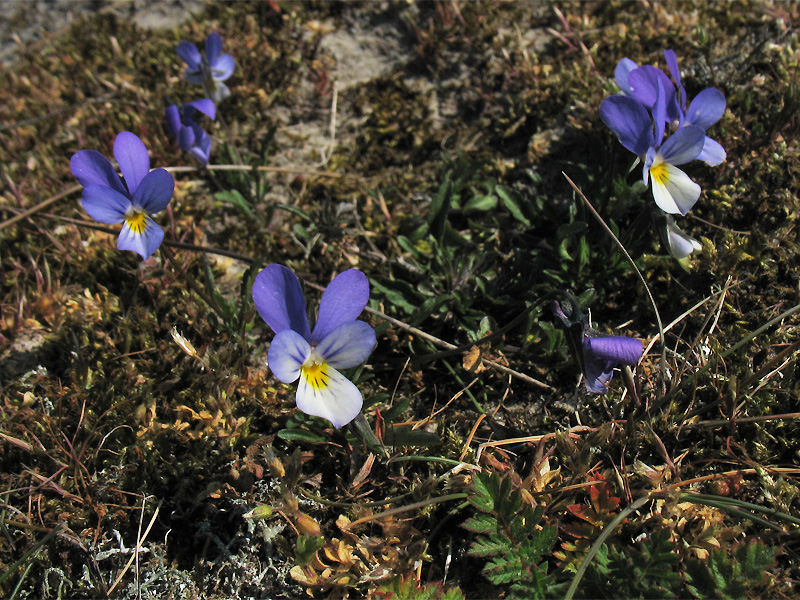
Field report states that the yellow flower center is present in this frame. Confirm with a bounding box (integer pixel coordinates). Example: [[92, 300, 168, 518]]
[[126, 210, 147, 234], [649, 160, 668, 185], [302, 360, 330, 392]]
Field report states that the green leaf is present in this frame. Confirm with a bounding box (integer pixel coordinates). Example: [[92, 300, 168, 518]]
[[428, 177, 453, 240], [462, 513, 496, 535], [370, 279, 421, 315], [735, 539, 777, 581], [495, 185, 531, 226], [214, 189, 253, 216], [294, 535, 325, 566], [686, 540, 777, 600], [397, 235, 425, 259], [277, 428, 328, 443], [470, 532, 511, 557], [276, 203, 312, 221], [468, 472, 498, 513], [408, 294, 453, 325], [463, 194, 498, 212], [380, 397, 410, 422], [556, 221, 588, 238]]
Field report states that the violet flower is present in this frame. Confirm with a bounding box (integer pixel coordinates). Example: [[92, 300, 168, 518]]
[[165, 99, 216, 165], [252, 265, 376, 428], [621, 52, 726, 166], [582, 335, 644, 394], [601, 73, 706, 215], [70, 132, 174, 260], [552, 294, 643, 394], [177, 33, 235, 103]]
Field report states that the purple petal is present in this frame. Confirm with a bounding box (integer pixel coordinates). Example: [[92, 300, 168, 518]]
[[614, 58, 638, 94], [178, 125, 196, 151], [315, 321, 376, 370], [165, 105, 182, 137], [686, 88, 726, 130], [583, 354, 614, 393], [189, 146, 211, 166], [599, 96, 655, 156], [311, 269, 370, 345], [652, 74, 667, 144], [189, 133, 212, 165], [117, 215, 164, 260], [113, 132, 150, 195], [643, 147, 657, 186], [664, 49, 686, 108], [132, 168, 174, 214], [252, 264, 312, 339], [268, 329, 310, 384], [211, 54, 235, 81], [659, 126, 705, 165], [697, 136, 726, 167], [81, 185, 130, 224], [627, 66, 668, 108], [205, 32, 223, 61], [628, 65, 681, 125], [186, 98, 216, 120], [584, 336, 643, 366], [70, 150, 126, 196], [296, 364, 363, 428], [177, 41, 201, 69]]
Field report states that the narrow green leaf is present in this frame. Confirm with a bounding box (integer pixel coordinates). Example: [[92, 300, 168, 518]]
[[495, 185, 531, 226], [463, 194, 498, 212], [277, 429, 327, 443], [214, 189, 253, 216]]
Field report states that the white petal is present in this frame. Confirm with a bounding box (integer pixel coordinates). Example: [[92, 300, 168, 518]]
[[295, 364, 363, 429], [665, 220, 701, 259], [651, 163, 700, 215]]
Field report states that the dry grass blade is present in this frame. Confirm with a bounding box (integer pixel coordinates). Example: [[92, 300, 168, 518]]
[[106, 500, 160, 597]]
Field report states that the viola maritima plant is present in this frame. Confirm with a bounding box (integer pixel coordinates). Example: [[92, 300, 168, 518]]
[[70, 131, 174, 260], [252, 264, 376, 428]]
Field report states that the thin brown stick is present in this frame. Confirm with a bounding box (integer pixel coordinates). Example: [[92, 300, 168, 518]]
[[166, 164, 342, 178], [0, 185, 82, 231]]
